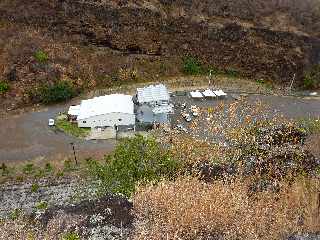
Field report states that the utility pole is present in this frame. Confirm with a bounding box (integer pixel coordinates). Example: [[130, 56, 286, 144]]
[[208, 69, 213, 88], [289, 73, 296, 92], [70, 142, 78, 165]]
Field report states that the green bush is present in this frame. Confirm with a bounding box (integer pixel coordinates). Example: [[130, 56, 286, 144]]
[[183, 56, 203, 75], [10, 208, 23, 220], [303, 64, 320, 89], [0, 81, 9, 94], [35, 201, 48, 210], [45, 163, 54, 173], [224, 68, 240, 78], [56, 119, 90, 138], [22, 163, 35, 175], [31, 183, 40, 193], [63, 232, 80, 240], [34, 50, 49, 63], [35, 81, 76, 104], [88, 135, 181, 197], [298, 118, 320, 134]]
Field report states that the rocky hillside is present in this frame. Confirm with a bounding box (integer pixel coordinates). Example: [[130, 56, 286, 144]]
[[0, 0, 320, 110]]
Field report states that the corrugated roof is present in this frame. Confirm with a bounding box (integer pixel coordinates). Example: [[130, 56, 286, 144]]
[[152, 105, 174, 114], [213, 90, 227, 96], [190, 91, 203, 98], [77, 94, 134, 120], [137, 84, 170, 103], [202, 89, 216, 97], [68, 105, 81, 116]]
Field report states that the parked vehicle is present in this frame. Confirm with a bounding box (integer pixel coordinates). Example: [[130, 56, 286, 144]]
[[48, 119, 55, 127]]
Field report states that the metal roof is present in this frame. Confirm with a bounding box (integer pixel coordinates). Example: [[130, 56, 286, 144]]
[[190, 91, 203, 98], [202, 89, 216, 97], [68, 105, 81, 116], [137, 84, 170, 103], [77, 94, 134, 120], [213, 90, 227, 97], [152, 105, 174, 114]]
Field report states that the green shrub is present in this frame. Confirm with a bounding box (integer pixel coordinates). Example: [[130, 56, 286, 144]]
[[298, 118, 320, 134], [35, 81, 76, 104], [10, 208, 23, 220], [31, 183, 40, 193], [35, 201, 48, 210], [22, 163, 35, 175], [45, 163, 54, 173], [0, 81, 9, 94], [88, 135, 181, 197], [224, 68, 240, 78], [63, 232, 80, 240], [208, 67, 223, 76], [183, 56, 203, 75], [64, 159, 76, 172], [303, 64, 320, 89], [56, 119, 90, 138], [34, 50, 49, 63], [0, 163, 9, 176]]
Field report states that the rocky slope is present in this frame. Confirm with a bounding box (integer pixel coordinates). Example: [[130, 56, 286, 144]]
[[0, 0, 320, 111]]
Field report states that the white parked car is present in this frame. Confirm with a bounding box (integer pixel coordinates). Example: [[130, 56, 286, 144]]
[[48, 119, 55, 127]]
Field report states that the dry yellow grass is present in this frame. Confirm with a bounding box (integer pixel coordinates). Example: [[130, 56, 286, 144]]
[[133, 177, 320, 240]]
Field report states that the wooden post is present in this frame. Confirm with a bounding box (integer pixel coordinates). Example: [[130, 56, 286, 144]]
[[70, 142, 78, 165]]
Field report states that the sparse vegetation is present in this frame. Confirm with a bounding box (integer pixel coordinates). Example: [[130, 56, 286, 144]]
[[31, 81, 77, 104], [0, 81, 9, 94], [183, 56, 203, 75], [35, 201, 48, 210], [34, 50, 49, 64], [56, 118, 90, 138], [303, 64, 320, 89], [9, 209, 23, 221], [298, 118, 320, 134], [224, 68, 240, 78], [22, 163, 35, 175], [30, 183, 40, 193], [63, 232, 80, 240], [44, 163, 53, 173]]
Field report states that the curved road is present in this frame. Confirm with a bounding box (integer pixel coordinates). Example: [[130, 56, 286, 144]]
[[0, 105, 116, 163], [0, 94, 319, 163]]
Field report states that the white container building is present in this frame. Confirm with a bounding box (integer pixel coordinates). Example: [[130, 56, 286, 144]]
[[69, 94, 135, 129]]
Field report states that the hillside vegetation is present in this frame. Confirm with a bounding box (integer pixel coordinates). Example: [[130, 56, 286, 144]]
[[0, 0, 320, 113]]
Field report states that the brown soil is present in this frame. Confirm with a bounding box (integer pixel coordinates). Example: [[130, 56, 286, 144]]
[[0, 0, 319, 113]]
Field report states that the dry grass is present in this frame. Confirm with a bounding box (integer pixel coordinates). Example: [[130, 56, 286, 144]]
[[305, 134, 320, 159], [133, 176, 320, 240]]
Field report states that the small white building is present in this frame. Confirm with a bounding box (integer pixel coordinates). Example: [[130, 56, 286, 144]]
[[135, 84, 173, 124], [69, 94, 135, 129], [190, 90, 204, 99]]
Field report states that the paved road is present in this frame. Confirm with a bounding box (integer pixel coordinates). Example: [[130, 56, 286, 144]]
[[0, 105, 116, 163], [171, 94, 320, 141], [0, 94, 319, 163]]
